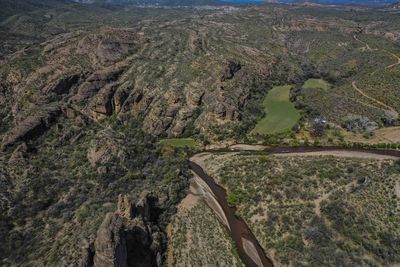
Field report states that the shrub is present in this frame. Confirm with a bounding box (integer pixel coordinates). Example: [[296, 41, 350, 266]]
[[341, 115, 378, 133], [226, 192, 244, 208], [381, 111, 399, 127]]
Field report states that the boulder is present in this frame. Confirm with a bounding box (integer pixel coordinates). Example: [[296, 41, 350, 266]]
[[61, 105, 78, 119]]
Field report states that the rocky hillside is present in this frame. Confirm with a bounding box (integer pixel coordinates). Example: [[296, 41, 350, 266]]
[[0, 8, 278, 144], [1, 2, 400, 266], [0, 5, 276, 265], [2, 3, 400, 144], [72, 0, 219, 5], [0, 0, 69, 19]]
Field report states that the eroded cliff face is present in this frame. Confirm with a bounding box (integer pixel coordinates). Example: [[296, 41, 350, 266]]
[[10, 5, 394, 147], [0, 15, 274, 149], [80, 193, 165, 267]]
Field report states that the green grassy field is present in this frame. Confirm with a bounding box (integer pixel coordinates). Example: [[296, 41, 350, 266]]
[[159, 138, 200, 148], [303, 79, 331, 91], [252, 85, 300, 135]]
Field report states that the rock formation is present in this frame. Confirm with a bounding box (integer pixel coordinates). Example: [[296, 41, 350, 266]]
[[89, 193, 164, 267], [1, 106, 61, 151], [93, 213, 127, 267]]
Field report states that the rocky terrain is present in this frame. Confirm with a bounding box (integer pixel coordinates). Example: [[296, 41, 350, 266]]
[[1, 1, 400, 266], [0, 10, 274, 143], [3, 4, 400, 144], [84, 193, 165, 267]]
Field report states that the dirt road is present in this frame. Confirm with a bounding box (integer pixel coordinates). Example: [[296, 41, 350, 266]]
[[351, 81, 398, 115]]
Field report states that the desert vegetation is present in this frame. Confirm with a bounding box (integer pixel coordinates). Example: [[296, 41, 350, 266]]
[[0, 116, 191, 266], [207, 153, 400, 266], [1, 1, 400, 266], [168, 200, 243, 266]]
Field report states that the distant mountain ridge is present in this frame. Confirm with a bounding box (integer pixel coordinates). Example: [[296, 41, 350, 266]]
[[0, 0, 69, 12], [288, 0, 398, 4], [71, 0, 398, 5], [388, 0, 400, 7], [71, 0, 219, 5], [0, 0, 396, 9], [0, 0, 70, 20]]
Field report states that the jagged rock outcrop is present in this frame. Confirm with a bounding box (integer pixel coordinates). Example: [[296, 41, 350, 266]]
[[118, 195, 133, 219], [42, 74, 81, 95], [221, 60, 241, 81], [1, 18, 272, 142], [142, 95, 182, 137], [88, 83, 118, 120], [93, 213, 127, 267], [113, 86, 129, 114], [90, 193, 163, 267], [203, 60, 247, 122], [1, 106, 61, 151], [120, 87, 154, 115], [72, 66, 126, 104]]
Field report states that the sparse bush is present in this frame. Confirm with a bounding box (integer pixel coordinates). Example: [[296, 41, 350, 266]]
[[211, 153, 400, 266], [381, 111, 399, 127], [341, 115, 378, 133]]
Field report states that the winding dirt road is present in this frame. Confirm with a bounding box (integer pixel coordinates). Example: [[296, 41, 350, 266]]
[[353, 34, 374, 51], [351, 81, 398, 115], [351, 35, 399, 115], [385, 50, 400, 69], [371, 50, 400, 75]]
